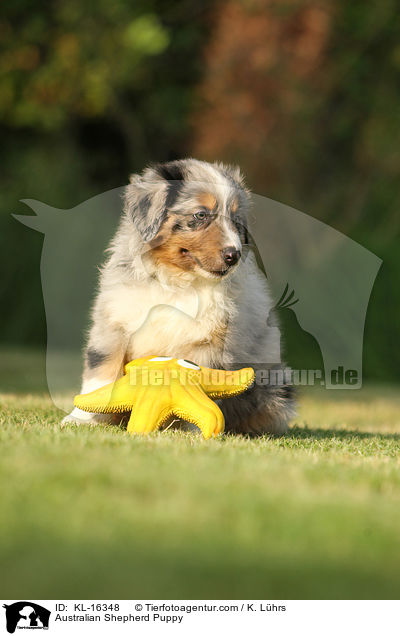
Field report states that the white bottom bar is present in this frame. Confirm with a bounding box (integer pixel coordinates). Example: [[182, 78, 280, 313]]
[[1, 599, 399, 635]]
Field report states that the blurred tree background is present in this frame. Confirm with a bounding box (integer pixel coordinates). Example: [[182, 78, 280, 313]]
[[0, 0, 399, 381]]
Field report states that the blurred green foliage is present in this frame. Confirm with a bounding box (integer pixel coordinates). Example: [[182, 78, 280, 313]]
[[0, 2, 176, 129], [0, 0, 210, 344], [190, 0, 400, 381], [0, 0, 398, 381]]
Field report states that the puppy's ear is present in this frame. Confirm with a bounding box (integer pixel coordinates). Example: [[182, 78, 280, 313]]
[[124, 162, 185, 242], [124, 171, 168, 242], [216, 162, 244, 186]]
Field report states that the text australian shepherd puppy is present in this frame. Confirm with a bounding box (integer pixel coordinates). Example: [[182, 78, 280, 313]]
[[64, 158, 294, 434]]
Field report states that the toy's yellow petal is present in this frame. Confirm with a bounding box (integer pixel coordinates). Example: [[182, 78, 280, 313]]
[[124, 355, 163, 374], [127, 385, 172, 435], [74, 373, 133, 413], [199, 366, 255, 399], [170, 382, 225, 439]]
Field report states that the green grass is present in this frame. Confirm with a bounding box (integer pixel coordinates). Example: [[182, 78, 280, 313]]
[[0, 353, 399, 599]]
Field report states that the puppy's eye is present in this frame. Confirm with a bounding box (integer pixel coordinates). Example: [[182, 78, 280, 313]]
[[193, 210, 207, 221]]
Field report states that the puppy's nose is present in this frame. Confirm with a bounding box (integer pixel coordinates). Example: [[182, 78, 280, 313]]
[[222, 247, 241, 267]]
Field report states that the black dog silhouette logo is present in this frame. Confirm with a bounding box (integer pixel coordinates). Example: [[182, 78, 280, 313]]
[[2, 602, 50, 633]]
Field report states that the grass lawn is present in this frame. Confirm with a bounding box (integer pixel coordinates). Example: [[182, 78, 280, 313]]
[[0, 350, 399, 599]]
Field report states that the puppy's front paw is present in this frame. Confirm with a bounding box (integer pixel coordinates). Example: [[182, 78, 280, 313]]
[[60, 407, 107, 428]]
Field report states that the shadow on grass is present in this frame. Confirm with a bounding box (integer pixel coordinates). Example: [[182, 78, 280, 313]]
[[222, 426, 400, 442], [287, 425, 400, 442]]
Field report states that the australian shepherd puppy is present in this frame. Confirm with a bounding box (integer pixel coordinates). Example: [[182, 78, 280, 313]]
[[63, 158, 294, 434]]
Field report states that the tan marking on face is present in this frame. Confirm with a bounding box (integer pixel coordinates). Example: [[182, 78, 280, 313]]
[[148, 215, 179, 249], [231, 197, 239, 214], [197, 192, 217, 211], [150, 220, 228, 274]]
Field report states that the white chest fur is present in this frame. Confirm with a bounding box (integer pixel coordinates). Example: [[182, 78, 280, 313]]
[[103, 275, 236, 365]]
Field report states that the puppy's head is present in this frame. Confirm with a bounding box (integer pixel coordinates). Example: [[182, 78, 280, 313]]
[[124, 159, 250, 279]]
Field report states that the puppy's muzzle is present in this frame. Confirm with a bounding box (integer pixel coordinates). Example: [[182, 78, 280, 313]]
[[222, 246, 241, 267]]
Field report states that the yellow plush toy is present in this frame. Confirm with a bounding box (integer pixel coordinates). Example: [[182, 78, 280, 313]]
[[74, 356, 255, 439]]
